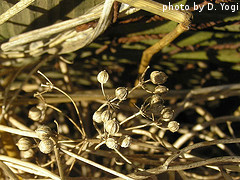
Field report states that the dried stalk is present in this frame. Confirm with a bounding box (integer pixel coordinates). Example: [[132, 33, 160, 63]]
[[0, 0, 36, 25], [61, 148, 134, 180]]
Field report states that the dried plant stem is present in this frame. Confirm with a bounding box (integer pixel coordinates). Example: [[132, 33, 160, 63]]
[[61, 148, 134, 180], [46, 104, 83, 135], [52, 86, 86, 137], [175, 116, 240, 148], [0, 124, 37, 138], [131, 129, 178, 153], [120, 111, 141, 125], [0, 55, 55, 122], [0, 0, 36, 25], [0, 161, 18, 180], [155, 156, 240, 173], [40, 81, 86, 137], [7, 115, 32, 131], [1, 6, 102, 51], [53, 144, 65, 180], [0, 155, 60, 180], [163, 138, 240, 168]]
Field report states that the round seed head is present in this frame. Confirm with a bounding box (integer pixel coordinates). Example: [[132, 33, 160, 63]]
[[115, 87, 128, 101], [150, 94, 163, 105], [20, 148, 34, 159], [28, 106, 42, 121], [161, 107, 174, 121], [101, 110, 112, 123], [16, 137, 32, 151], [106, 138, 118, 149], [168, 121, 179, 133], [35, 125, 52, 140], [150, 103, 163, 117], [104, 119, 120, 135], [97, 70, 109, 84], [120, 135, 132, 148], [93, 110, 103, 123], [38, 139, 54, 154], [154, 85, 169, 94], [150, 71, 168, 84]]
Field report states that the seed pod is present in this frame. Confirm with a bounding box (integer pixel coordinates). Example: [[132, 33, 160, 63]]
[[150, 71, 168, 84], [120, 135, 131, 148], [101, 110, 112, 123], [38, 139, 54, 154], [35, 125, 52, 140], [20, 148, 34, 159], [154, 85, 169, 94], [161, 107, 174, 121], [150, 103, 163, 117], [93, 110, 102, 123], [115, 87, 128, 101], [104, 119, 120, 135], [28, 106, 42, 121], [106, 138, 118, 149], [16, 137, 32, 151], [97, 70, 109, 84], [168, 121, 179, 133], [150, 94, 163, 105]]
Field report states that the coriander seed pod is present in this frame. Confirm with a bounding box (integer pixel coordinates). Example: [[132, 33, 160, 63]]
[[16, 137, 32, 151], [150, 94, 163, 105], [97, 70, 109, 84], [154, 85, 169, 94], [161, 107, 174, 121], [168, 121, 180, 133], [106, 137, 118, 149], [115, 87, 128, 101], [20, 148, 34, 159], [120, 135, 131, 148], [28, 106, 42, 121], [93, 110, 103, 123], [104, 118, 120, 135], [150, 71, 168, 84], [38, 139, 54, 154], [101, 110, 112, 123], [35, 125, 52, 140]]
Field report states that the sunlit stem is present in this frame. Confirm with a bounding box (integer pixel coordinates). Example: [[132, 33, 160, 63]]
[[120, 111, 141, 125]]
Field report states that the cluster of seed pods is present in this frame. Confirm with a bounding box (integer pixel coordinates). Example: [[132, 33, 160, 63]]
[[93, 68, 180, 150]]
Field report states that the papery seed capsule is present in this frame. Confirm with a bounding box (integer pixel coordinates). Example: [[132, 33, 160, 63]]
[[106, 138, 118, 149], [35, 125, 52, 140], [150, 103, 163, 116], [150, 71, 168, 84], [20, 148, 34, 159], [104, 119, 120, 135], [150, 94, 163, 105], [97, 70, 109, 84], [38, 139, 54, 154], [161, 107, 174, 121], [120, 135, 131, 148], [28, 106, 42, 121], [16, 137, 32, 151], [101, 110, 111, 123], [115, 87, 128, 101], [168, 121, 179, 133], [154, 85, 169, 94], [93, 110, 102, 123]]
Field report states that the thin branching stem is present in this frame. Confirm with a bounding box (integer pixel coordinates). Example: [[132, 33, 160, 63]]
[[163, 138, 240, 168], [0, 161, 18, 180], [0, 155, 60, 180], [46, 104, 83, 135], [0, 124, 37, 138], [61, 148, 134, 180]]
